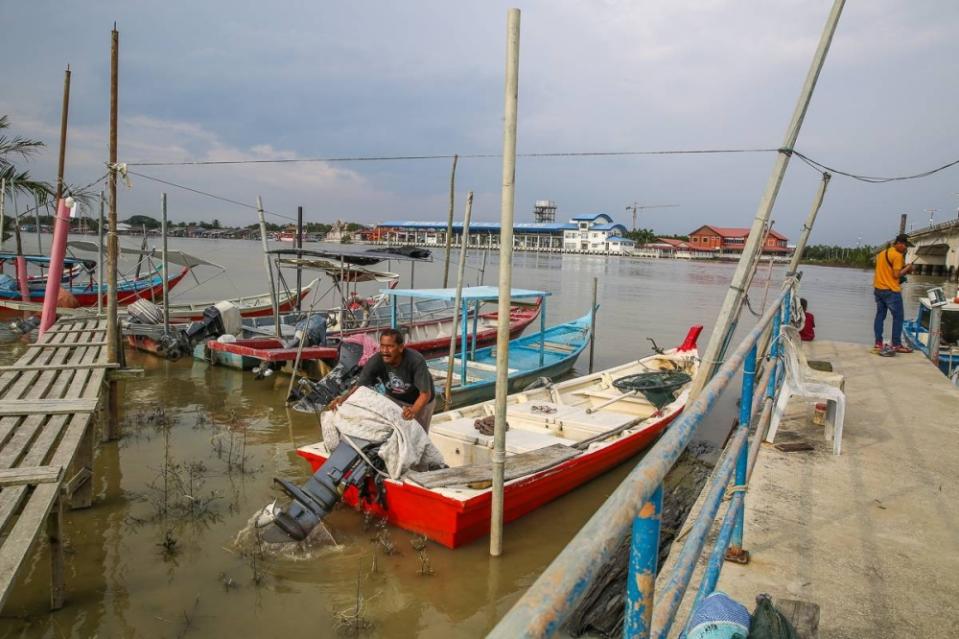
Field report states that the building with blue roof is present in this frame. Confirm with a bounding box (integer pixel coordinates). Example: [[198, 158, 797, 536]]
[[374, 204, 634, 255]]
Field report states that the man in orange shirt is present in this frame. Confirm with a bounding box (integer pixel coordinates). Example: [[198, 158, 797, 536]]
[[873, 233, 914, 355]]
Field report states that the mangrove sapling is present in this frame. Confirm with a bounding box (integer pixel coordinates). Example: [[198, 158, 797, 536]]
[[334, 571, 375, 636], [411, 536, 434, 576]]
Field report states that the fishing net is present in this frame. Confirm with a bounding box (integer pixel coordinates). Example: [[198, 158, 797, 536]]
[[612, 371, 692, 409]]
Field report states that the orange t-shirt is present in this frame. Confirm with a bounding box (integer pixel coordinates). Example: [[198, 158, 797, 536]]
[[873, 246, 904, 292]]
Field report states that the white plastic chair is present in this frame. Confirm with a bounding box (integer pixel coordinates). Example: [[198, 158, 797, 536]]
[[765, 326, 846, 455]]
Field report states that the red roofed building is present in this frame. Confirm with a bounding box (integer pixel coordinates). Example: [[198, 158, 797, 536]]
[[687, 225, 790, 256]]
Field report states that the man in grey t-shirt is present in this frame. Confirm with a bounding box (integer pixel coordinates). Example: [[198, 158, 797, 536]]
[[329, 328, 436, 430]]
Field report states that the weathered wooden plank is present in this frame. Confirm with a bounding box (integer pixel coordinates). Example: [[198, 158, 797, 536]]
[[106, 367, 144, 380], [405, 443, 580, 488], [0, 327, 83, 444], [0, 399, 99, 417], [0, 326, 73, 399], [0, 318, 109, 609], [0, 466, 62, 487], [0, 326, 100, 535], [0, 483, 60, 611], [0, 363, 118, 373], [48, 495, 65, 610], [28, 341, 108, 349]]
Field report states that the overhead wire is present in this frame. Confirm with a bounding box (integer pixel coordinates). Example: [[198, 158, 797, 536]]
[[124, 147, 781, 167], [787, 148, 959, 184]]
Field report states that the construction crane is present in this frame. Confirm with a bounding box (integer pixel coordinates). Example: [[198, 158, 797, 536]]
[[625, 202, 679, 232]]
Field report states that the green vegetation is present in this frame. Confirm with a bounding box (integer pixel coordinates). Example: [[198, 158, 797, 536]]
[[800, 244, 880, 269], [0, 115, 51, 200], [624, 228, 656, 244]]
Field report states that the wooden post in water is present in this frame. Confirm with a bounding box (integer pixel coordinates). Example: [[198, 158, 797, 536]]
[[105, 24, 121, 441], [97, 191, 104, 315], [442, 154, 459, 288], [589, 277, 597, 373], [899, 213, 908, 236], [296, 205, 303, 312], [0, 178, 5, 252], [256, 196, 281, 337], [491, 7, 520, 558], [161, 193, 169, 332], [690, 0, 846, 399], [444, 191, 473, 410]]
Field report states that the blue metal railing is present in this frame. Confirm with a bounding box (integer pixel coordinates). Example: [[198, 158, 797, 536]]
[[489, 279, 797, 638]]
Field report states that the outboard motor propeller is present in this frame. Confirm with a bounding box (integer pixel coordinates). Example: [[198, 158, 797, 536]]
[[262, 436, 381, 543]]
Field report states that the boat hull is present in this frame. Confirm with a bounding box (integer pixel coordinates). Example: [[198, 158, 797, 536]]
[[201, 303, 541, 371], [297, 407, 679, 549]]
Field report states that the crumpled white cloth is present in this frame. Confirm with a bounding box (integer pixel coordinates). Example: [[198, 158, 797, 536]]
[[320, 386, 445, 479]]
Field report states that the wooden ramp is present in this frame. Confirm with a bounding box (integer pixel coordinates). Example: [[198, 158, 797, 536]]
[[0, 318, 110, 612]]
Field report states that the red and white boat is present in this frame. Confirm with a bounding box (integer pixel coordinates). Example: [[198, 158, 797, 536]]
[[295, 326, 702, 548], [204, 298, 542, 370]]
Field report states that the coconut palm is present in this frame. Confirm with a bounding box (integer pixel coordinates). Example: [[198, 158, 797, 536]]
[[0, 115, 54, 201]]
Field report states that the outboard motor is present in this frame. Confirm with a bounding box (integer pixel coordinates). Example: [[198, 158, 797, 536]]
[[157, 301, 241, 361], [262, 436, 382, 543], [253, 314, 330, 380], [287, 338, 366, 406]]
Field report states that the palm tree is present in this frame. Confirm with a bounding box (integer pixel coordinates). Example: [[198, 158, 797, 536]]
[[0, 115, 54, 200]]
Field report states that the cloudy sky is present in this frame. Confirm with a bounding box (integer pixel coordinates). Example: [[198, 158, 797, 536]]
[[1, 1, 956, 244]]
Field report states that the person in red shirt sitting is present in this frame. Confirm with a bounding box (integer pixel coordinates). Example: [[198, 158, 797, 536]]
[[799, 297, 815, 341]]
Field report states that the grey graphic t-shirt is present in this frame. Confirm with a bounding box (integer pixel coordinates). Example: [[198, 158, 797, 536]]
[[356, 348, 435, 406]]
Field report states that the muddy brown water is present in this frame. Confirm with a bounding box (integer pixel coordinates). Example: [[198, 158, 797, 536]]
[[0, 237, 954, 638]]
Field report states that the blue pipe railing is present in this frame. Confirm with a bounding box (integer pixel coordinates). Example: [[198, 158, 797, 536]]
[[488, 279, 797, 639]]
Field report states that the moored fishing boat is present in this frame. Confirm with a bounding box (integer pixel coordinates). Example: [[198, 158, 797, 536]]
[[0, 266, 188, 307], [903, 295, 959, 376], [430, 312, 592, 408], [274, 325, 701, 548]]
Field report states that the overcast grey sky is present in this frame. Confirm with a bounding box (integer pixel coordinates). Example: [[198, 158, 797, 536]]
[[1, 1, 956, 244]]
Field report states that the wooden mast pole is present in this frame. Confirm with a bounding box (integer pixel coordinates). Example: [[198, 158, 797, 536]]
[[490, 8, 520, 558], [442, 154, 459, 288], [105, 23, 120, 440], [444, 191, 473, 410], [690, 0, 846, 398]]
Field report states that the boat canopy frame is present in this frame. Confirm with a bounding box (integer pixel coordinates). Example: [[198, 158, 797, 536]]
[[382, 286, 551, 384]]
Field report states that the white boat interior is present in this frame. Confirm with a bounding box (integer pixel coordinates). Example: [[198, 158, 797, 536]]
[[300, 347, 697, 499]]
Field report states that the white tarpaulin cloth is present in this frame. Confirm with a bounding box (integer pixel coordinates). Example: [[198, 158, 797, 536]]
[[320, 386, 445, 479]]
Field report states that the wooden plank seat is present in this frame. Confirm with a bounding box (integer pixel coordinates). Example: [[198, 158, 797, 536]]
[[405, 444, 580, 489], [0, 318, 107, 613], [430, 417, 574, 454]]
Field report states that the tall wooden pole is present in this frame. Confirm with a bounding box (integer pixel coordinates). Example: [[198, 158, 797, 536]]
[[588, 277, 597, 373], [257, 196, 281, 337], [444, 191, 474, 410], [105, 24, 120, 441], [787, 172, 831, 275], [97, 191, 104, 315], [442, 154, 459, 288], [490, 8, 520, 558], [161, 193, 169, 332], [690, 0, 845, 398], [55, 66, 71, 206], [0, 178, 5, 251], [296, 205, 303, 311], [899, 213, 907, 236]]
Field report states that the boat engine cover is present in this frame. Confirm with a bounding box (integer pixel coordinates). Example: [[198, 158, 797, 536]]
[[214, 300, 242, 335]]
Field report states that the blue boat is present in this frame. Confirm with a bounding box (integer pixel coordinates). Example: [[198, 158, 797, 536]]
[[429, 312, 593, 408], [903, 297, 959, 377]]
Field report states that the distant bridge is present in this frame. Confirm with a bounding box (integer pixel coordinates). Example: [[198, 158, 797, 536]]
[[906, 218, 959, 280]]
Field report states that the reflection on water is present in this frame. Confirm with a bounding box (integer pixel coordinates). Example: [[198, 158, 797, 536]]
[[0, 237, 955, 637]]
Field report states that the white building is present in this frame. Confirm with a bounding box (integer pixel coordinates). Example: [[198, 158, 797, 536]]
[[562, 213, 633, 254]]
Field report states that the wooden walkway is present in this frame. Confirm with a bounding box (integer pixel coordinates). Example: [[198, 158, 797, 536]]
[[0, 318, 111, 612]]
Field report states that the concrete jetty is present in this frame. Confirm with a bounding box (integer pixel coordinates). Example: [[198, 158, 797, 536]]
[[664, 340, 959, 638]]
